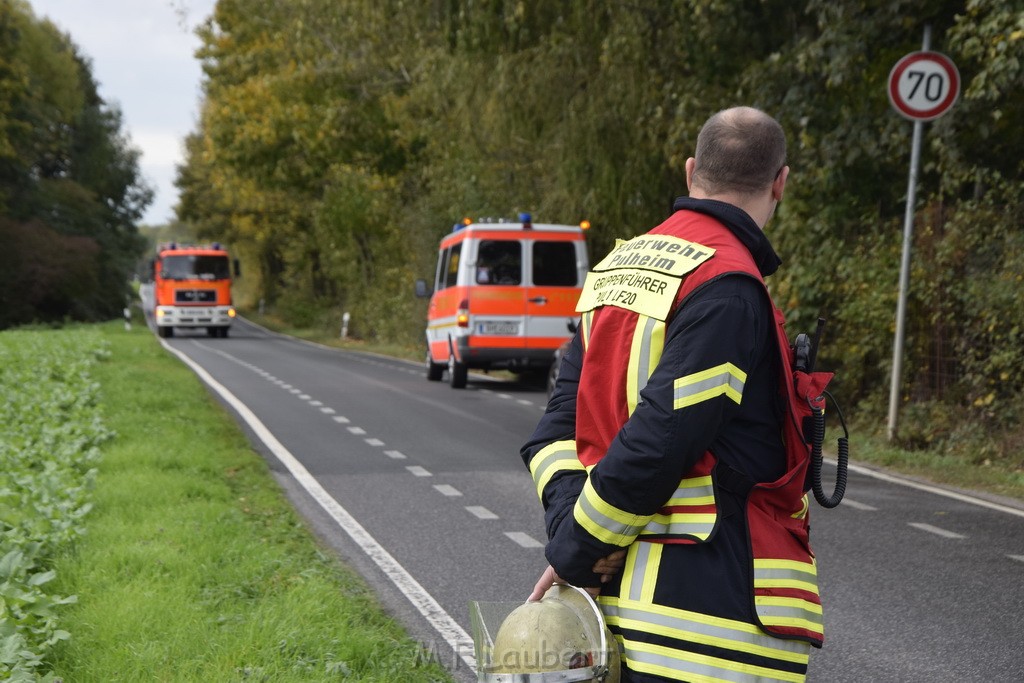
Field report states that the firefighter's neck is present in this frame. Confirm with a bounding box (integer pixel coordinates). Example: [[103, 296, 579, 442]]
[[685, 158, 786, 230]]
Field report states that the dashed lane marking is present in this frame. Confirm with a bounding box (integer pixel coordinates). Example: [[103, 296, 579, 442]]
[[505, 532, 544, 548], [347, 426, 366, 435], [1010, 556, 1024, 563], [466, 506, 498, 520], [908, 522, 966, 539], [433, 484, 462, 497], [406, 466, 432, 477], [332, 416, 350, 424], [384, 450, 407, 460], [365, 438, 385, 447], [320, 407, 336, 414], [839, 498, 877, 511]]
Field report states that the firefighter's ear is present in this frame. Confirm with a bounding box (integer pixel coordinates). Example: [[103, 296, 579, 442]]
[[685, 157, 696, 192], [772, 165, 789, 202]]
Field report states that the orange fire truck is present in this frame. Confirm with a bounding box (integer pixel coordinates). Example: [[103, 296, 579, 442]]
[[151, 242, 237, 338]]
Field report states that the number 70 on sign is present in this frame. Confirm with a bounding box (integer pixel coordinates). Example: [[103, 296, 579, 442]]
[[888, 51, 960, 121]]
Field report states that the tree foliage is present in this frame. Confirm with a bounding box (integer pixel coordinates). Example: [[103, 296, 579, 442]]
[[179, 0, 1024, 455], [0, 0, 152, 329]]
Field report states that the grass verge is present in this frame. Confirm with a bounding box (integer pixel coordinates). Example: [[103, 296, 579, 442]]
[[46, 320, 453, 682]]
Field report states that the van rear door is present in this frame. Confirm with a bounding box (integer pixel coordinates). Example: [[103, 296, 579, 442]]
[[523, 235, 585, 346], [471, 237, 527, 350]]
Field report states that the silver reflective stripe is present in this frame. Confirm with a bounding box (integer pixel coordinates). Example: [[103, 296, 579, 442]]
[[674, 362, 747, 409], [639, 517, 715, 538], [754, 565, 817, 585], [625, 646, 804, 683], [756, 602, 823, 628], [601, 601, 811, 659], [529, 443, 582, 499], [624, 542, 656, 602], [665, 479, 714, 503], [576, 490, 648, 545], [634, 315, 659, 398]]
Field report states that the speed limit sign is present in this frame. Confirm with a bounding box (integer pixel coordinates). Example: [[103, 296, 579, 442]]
[[888, 51, 960, 121]]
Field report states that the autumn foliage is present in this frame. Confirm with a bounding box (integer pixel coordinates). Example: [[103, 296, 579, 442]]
[[177, 1, 1023, 455]]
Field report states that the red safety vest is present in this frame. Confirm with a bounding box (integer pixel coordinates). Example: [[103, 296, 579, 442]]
[[576, 209, 831, 645]]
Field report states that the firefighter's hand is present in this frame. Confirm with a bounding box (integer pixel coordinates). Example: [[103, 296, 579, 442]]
[[527, 565, 565, 602], [527, 550, 626, 602], [592, 549, 626, 583]]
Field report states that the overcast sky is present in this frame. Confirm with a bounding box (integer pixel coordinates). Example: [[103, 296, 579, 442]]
[[28, 0, 218, 225]]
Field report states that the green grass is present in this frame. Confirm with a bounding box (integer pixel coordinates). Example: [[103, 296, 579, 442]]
[[45, 321, 453, 682], [836, 427, 1024, 502]]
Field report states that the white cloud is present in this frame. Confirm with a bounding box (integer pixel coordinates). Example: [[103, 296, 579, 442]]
[[28, 0, 217, 224]]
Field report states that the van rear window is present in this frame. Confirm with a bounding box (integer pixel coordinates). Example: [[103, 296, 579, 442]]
[[477, 241, 522, 285], [532, 242, 578, 286]]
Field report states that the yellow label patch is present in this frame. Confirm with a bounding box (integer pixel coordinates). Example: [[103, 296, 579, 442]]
[[593, 235, 715, 276], [576, 235, 715, 321]]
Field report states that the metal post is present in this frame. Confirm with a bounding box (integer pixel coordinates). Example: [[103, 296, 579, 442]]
[[887, 25, 931, 442]]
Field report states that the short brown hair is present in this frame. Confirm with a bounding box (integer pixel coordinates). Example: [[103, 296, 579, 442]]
[[691, 107, 787, 196]]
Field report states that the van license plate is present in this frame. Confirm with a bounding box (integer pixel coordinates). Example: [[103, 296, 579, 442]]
[[478, 322, 519, 335]]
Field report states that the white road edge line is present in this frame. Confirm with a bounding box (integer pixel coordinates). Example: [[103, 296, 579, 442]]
[[827, 459, 1024, 519], [160, 341, 475, 670]]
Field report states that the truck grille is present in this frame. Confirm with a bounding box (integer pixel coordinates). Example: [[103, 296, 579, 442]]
[[175, 289, 216, 304]]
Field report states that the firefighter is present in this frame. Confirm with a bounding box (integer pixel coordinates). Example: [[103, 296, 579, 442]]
[[521, 107, 825, 683]]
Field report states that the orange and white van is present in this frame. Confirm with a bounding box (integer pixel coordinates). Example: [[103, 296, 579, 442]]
[[416, 214, 589, 388]]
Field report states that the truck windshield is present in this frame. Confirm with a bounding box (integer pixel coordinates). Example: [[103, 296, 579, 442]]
[[161, 255, 230, 280]]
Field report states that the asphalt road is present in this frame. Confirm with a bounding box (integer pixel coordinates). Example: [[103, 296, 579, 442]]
[[146, 311, 1024, 683]]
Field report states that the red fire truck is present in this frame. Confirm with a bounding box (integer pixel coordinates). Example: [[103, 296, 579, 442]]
[[151, 242, 237, 338]]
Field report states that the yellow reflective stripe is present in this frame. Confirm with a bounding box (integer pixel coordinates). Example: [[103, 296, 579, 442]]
[[528, 440, 583, 501], [580, 310, 594, 351], [574, 478, 652, 547], [674, 362, 747, 409], [664, 475, 714, 506], [621, 542, 663, 603], [754, 559, 819, 596], [755, 596, 824, 632], [639, 512, 717, 540], [599, 596, 811, 667], [623, 639, 808, 683], [791, 494, 809, 519], [626, 315, 665, 416], [619, 543, 641, 601], [638, 543, 661, 603]]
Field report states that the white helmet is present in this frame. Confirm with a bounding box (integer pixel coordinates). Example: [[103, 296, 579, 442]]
[[471, 584, 620, 682]]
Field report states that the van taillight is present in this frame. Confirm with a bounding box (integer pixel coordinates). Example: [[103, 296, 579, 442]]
[[457, 299, 470, 327]]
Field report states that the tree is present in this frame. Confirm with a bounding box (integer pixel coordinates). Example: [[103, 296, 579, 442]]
[[0, 0, 152, 327]]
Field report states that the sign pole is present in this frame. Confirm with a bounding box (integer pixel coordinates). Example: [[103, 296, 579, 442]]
[[887, 25, 931, 442]]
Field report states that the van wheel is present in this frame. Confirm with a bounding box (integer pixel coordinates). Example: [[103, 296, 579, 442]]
[[426, 353, 444, 381], [448, 354, 468, 389]]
